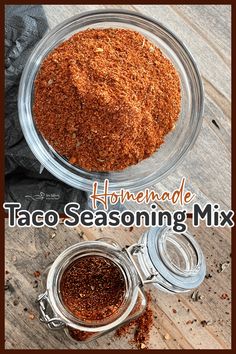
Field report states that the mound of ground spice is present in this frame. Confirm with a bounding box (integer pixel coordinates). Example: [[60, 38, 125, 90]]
[[116, 291, 154, 349], [60, 255, 126, 321], [33, 28, 181, 171], [67, 327, 94, 342], [66, 289, 154, 346]]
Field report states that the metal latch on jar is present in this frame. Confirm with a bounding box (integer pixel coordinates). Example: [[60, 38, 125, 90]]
[[124, 244, 159, 286], [37, 292, 65, 330], [127, 227, 206, 293]]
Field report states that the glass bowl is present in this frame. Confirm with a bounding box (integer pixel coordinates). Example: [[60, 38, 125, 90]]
[[18, 9, 204, 193]]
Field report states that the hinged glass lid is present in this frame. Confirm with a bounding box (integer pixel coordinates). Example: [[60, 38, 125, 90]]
[[136, 227, 206, 293]]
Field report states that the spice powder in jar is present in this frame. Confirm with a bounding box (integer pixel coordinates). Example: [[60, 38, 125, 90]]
[[33, 28, 181, 171], [60, 255, 126, 322]]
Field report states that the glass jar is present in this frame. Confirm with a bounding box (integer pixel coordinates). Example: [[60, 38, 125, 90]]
[[18, 10, 204, 193], [37, 226, 206, 343]]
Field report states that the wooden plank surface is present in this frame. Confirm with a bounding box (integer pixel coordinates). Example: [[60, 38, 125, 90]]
[[5, 222, 231, 349], [5, 4, 231, 350]]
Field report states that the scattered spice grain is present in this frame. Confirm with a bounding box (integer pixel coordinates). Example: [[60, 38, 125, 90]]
[[33, 271, 41, 278], [116, 291, 154, 349], [200, 320, 209, 327], [51, 232, 57, 239], [67, 328, 94, 342], [33, 280, 38, 288], [34, 28, 181, 172], [205, 273, 213, 279], [13, 299, 19, 306], [28, 313, 35, 320], [60, 255, 126, 321], [164, 333, 170, 340]]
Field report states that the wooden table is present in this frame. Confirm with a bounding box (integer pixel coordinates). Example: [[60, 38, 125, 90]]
[[5, 4, 231, 350]]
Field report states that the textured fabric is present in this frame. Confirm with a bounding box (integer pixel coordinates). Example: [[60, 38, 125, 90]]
[[5, 5, 88, 212]]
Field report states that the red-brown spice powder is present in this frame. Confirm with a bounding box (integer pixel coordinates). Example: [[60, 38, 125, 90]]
[[67, 327, 94, 342], [66, 290, 154, 347], [60, 255, 126, 321], [116, 290, 154, 349], [33, 28, 181, 172]]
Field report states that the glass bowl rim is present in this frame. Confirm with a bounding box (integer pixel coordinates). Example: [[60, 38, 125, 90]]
[[18, 9, 204, 192]]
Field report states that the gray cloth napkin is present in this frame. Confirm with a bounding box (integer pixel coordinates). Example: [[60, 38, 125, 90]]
[[5, 5, 88, 212]]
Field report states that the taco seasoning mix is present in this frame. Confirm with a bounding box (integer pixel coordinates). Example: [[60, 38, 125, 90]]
[[60, 255, 126, 321], [67, 290, 154, 349], [33, 28, 181, 172], [59, 255, 154, 348], [60, 255, 126, 343]]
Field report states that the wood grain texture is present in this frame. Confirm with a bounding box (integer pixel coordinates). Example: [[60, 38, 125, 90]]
[[5, 4, 231, 350], [5, 222, 231, 349]]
